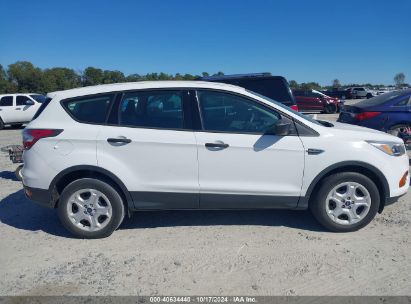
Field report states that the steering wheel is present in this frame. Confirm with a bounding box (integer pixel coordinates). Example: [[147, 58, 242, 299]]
[[244, 111, 256, 131]]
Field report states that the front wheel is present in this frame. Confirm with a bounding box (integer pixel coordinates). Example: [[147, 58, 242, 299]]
[[0, 118, 4, 130], [57, 178, 125, 238], [310, 172, 380, 232]]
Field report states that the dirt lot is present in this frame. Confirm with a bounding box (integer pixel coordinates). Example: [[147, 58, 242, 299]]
[[0, 117, 410, 296]]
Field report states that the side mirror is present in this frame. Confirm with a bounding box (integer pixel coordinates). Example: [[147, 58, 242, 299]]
[[26, 100, 35, 106], [266, 120, 291, 136]]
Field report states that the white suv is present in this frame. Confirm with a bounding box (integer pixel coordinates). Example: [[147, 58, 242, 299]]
[[350, 87, 373, 99], [0, 94, 46, 129], [22, 81, 409, 238]]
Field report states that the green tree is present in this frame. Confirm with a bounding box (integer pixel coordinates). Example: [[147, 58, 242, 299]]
[[126, 74, 143, 82], [394, 72, 405, 88], [0, 64, 9, 93], [42, 67, 81, 92], [300, 82, 321, 90], [201, 72, 209, 77], [289, 80, 298, 89], [7, 61, 43, 92], [102, 70, 126, 84], [82, 67, 104, 86], [332, 79, 341, 88]]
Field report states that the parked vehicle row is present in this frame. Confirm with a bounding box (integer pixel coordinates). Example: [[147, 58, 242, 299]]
[[22, 81, 409, 238], [0, 93, 46, 129]]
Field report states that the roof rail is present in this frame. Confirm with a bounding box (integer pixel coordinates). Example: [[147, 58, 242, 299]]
[[201, 72, 272, 81]]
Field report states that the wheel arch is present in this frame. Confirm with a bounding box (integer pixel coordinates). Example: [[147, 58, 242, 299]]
[[49, 165, 134, 209], [299, 161, 390, 213]]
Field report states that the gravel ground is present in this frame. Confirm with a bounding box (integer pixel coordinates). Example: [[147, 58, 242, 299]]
[[0, 114, 410, 296]]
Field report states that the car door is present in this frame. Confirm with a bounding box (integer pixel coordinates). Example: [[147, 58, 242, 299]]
[[97, 89, 199, 209], [0, 95, 16, 123], [193, 90, 305, 209], [15, 95, 37, 122]]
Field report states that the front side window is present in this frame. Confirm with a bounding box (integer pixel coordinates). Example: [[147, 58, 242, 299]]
[[0, 96, 13, 107], [62, 94, 113, 123], [118, 90, 184, 129], [197, 90, 281, 133], [16, 95, 31, 106]]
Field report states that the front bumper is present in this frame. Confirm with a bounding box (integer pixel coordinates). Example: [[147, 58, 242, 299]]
[[23, 185, 55, 208]]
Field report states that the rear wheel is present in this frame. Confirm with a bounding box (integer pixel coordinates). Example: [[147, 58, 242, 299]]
[[366, 93, 373, 99], [388, 124, 411, 148], [15, 165, 23, 181], [310, 172, 380, 232], [388, 124, 410, 137], [57, 178, 125, 238], [0, 118, 4, 130], [324, 104, 337, 114]]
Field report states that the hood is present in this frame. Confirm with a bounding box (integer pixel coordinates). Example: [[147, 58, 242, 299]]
[[317, 121, 404, 143]]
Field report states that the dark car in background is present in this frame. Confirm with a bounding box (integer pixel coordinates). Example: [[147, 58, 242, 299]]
[[321, 88, 353, 100], [201, 73, 298, 111], [338, 89, 411, 145], [293, 89, 340, 113]]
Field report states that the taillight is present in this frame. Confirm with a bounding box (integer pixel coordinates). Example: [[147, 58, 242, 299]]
[[290, 105, 299, 111], [23, 129, 63, 150], [353, 112, 381, 121]]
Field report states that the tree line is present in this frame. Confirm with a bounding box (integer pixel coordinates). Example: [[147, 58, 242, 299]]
[[0, 61, 407, 94], [0, 61, 225, 94]]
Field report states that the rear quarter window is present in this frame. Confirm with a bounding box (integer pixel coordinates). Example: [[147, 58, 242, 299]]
[[32, 97, 52, 120], [62, 94, 114, 124]]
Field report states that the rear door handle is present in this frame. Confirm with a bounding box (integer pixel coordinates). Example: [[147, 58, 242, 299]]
[[205, 142, 229, 149], [107, 137, 132, 144], [15, 108, 21, 110]]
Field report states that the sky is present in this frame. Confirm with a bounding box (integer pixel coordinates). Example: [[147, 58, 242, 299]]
[[0, 0, 410, 86]]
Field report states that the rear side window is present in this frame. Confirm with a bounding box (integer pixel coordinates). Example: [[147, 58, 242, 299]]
[[238, 78, 295, 106], [394, 95, 411, 106], [0, 96, 13, 106], [16, 95, 31, 106], [30, 94, 47, 103], [118, 90, 185, 129], [62, 94, 114, 124]]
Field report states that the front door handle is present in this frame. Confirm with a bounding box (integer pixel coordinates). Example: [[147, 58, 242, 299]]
[[107, 137, 131, 144], [205, 142, 229, 149], [15, 108, 21, 110]]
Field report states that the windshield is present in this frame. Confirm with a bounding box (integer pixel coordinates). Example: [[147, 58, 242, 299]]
[[30, 94, 47, 103], [247, 90, 323, 126], [355, 90, 407, 107]]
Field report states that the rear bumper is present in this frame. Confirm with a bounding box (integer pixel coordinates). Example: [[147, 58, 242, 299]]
[[23, 185, 55, 208]]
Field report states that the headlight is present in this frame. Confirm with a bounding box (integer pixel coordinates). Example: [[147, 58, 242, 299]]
[[366, 141, 406, 156]]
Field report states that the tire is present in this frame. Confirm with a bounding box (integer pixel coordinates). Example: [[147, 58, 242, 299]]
[[15, 165, 23, 181], [324, 104, 337, 114], [57, 178, 125, 238], [309, 172, 380, 232], [0, 118, 4, 130], [366, 93, 372, 99], [388, 124, 410, 137]]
